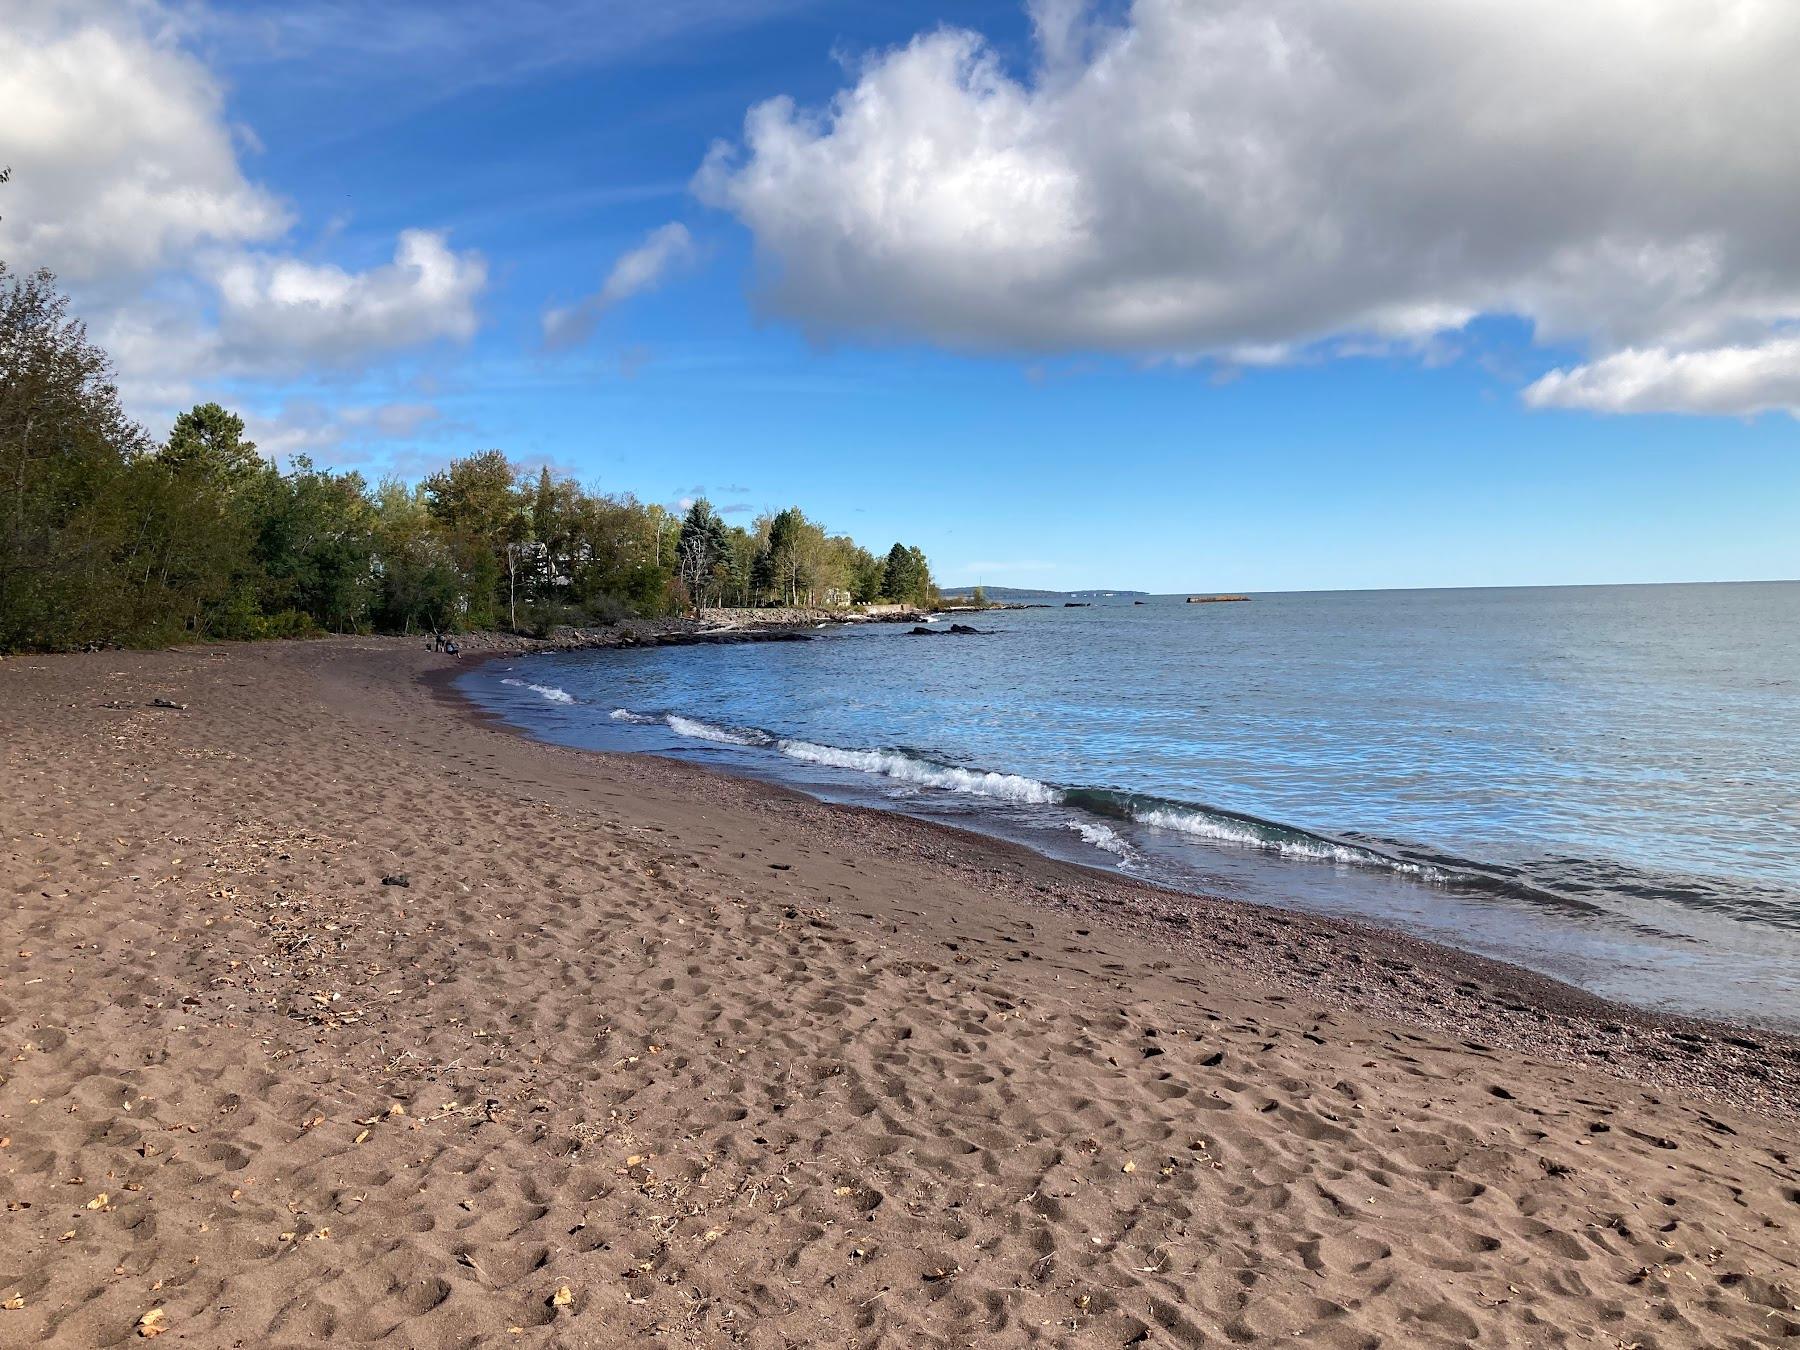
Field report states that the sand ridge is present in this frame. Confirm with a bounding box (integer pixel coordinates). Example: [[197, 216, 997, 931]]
[[1, 637, 1796, 1347]]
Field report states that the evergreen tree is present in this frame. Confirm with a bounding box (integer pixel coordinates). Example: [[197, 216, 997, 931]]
[[881, 542, 916, 602], [676, 498, 728, 611], [880, 542, 935, 606], [163, 403, 264, 490]]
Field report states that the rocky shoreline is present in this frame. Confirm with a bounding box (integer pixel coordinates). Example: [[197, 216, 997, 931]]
[[434, 604, 932, 657]]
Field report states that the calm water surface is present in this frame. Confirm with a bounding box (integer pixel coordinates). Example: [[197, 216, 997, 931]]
[[459, 582, 1800, 1029]]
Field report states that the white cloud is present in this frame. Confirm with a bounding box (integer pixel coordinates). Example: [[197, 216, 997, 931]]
[[94, 231, 483, 421], [0, 0, 288, 283], [1, 0, 486, 418], [213, 230, 485, 367], [1525, 339, 1800, 418], [543, 222, 696, 348], [244, 399, 446, 466], [697, 0, 1800, 414]]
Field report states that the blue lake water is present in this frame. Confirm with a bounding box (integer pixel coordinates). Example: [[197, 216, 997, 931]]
[[458, 582, 1800, 1029]]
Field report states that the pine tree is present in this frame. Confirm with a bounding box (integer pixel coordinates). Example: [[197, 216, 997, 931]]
[[882, 542, 915, 602], [676, 498, 728, 611], [163, 403, 264, 490]]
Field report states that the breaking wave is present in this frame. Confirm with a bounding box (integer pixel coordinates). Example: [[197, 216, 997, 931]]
[[1064, 819, 1135, 861], [503, 677, 575, 705], [596, 707, 1610, 906], [665, 714, 772, 746], [1062, 787, 1441, 877], [774, 740, 1061, 804]]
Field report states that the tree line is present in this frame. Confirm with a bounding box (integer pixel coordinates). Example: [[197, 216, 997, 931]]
[[0, 263, 938, 651]]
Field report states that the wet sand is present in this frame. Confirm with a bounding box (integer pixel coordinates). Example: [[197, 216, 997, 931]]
[[2, 636, 1796, 1347]]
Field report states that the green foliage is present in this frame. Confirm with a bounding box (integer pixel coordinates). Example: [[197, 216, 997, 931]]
[[0, 263, 150, 649], [848, 546, 885, 604], [745, 507, 879, 609], [0, 266, 936, 651], [163, 402, 264, 490], [676, 498, 729, 611], [880, 542, 935, 606]]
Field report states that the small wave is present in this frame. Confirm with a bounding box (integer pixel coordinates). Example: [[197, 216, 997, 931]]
[[607, 707, 771, 744], [666, 713, 771, 747], [1135, 805, 1417, 869], [776, 740, 1060, 804], [597, 707, 1511, 894], [505, 677, 574, 704], [1063, 787, 1442, 878], [1064, 819, 1135, 861]]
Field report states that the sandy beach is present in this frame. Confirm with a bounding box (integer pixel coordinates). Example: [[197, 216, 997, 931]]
[[2, 636, 1796, 1348]]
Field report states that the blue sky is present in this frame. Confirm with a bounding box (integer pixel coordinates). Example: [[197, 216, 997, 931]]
[[6, 0, 1798, 591]]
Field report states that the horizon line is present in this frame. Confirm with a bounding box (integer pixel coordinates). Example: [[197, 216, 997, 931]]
[[940, 577, 1800, 597]]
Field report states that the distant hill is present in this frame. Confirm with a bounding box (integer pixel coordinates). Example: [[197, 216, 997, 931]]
[[940, 585, 1151, 600]]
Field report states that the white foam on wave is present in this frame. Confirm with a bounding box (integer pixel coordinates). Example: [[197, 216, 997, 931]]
[[1135, 805, 1428, 874], [777, 740, 1060, 804], [505, 676, 573, 703], [1064, 819, 1135, 861], [597, 701, 1430, 882], [666, 714, 764, 746]]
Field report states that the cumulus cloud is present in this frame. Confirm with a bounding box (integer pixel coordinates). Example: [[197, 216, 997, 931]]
[[1525, 339, 1800, 418], [697, 0, 1800, 414], [1, 0, 487, 416], [0, 0, 287, 283], [213, 230, 485, 367], [93, 231, 483, 417], [543, 222, 696, 348]]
